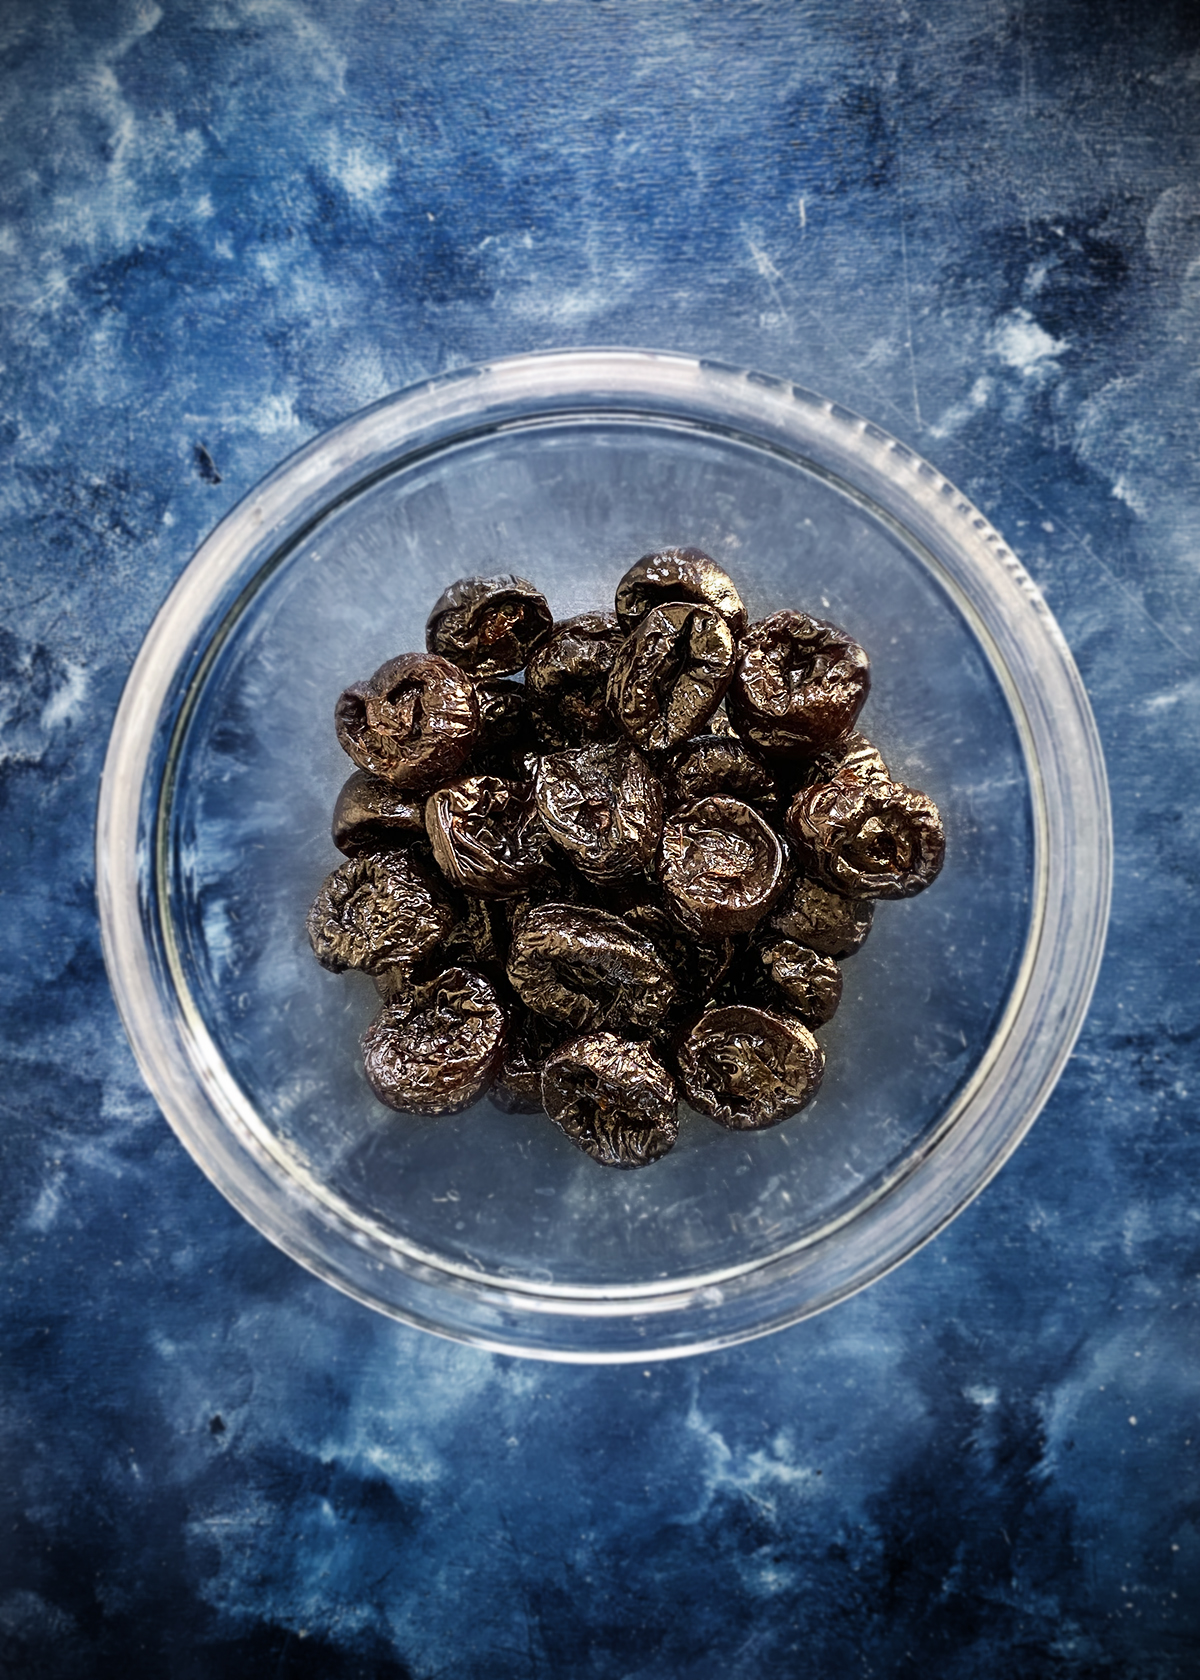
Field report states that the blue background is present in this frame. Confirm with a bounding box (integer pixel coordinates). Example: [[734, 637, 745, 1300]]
[[3, 1, 1199, 1673]]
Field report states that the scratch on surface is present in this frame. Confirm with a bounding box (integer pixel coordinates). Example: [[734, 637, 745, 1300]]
[[745, 236, 792, 324]]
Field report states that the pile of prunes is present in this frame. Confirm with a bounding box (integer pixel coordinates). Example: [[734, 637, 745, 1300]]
[[307, 549, 945, 1168]]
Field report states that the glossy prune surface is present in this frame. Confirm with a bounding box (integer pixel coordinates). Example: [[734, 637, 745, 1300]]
[[335, 653, 479, 791], [541, 1033, 679, 1168], [767, 874, 874, 957], [525, 612, 626, 744], [658, 795, 788, 937], [361, 967, 507, 1115], [425, 574, 553, 678], [607, 602, 735, 752], [307, 851, 453, 975], [332, 771, 427, 856], [677, 1005, 825, 1131], [786, 777, 946, 899], [729, 611, 870, 760], [614, 548, 748, 638], [425, 776, 554, 899], [533, 742, 663, 885], [507, 902, 677, 1033]]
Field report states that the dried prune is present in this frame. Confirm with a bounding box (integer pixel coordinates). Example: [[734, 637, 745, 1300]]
[[746, 937, 843, 1027], [659, 796, 787, 937], [507, 902, 676, 1032], [525, 612, 626, 744], [426, 574, 553, 678], [490, 1004, 563, 1114], [786, 777, 945, 899], [534, 742, 663, 885], [677, 1006, 825, 1131], [767, 874, 874, 957], [467, 680, 540, 770], [729, 611, 870, 760], [541, 1034, 679, 1168], [614, 548, 748, 638], [361, 967, 507, 1115], [803, 730, 890, 788], [608, 602, 735, 752], [307, 852, 453, 974], [665, 733, 781, 818], [335, 653, 479, 791], [332, 771, 427, 856], [426, 776, 554, 899]]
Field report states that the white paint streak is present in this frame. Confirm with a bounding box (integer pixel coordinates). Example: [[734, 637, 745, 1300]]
[[41, 662, 88, 732], [989, 307, 1067, 373]]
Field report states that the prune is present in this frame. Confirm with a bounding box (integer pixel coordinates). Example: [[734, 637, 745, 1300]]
[[332, 771, 426, 856], [507, 902, 676, 1032], [426, 776, 554, 899], [534, 742, 663, 885], [307, 852, 453, 974], [620, 899, 736, 1004], [786, 777, 945, 899], [614, 548, 748, 639], [804, 730, 890, 788], [468, 680, 540, 769], [746, 937, 843, 1027], [729, 611, 870, 760], [426, 574, 553, 678], [677, 1006, 825, 1131], [361, 967, 507, 1115], [541, 1034, 679, 1168], [335, 653, 479, 791], [425, 889, 511, 984], [525, 612, 626, 744], [767, 874, 874, 957], [490, 1004, 562, 1114], [659, 796, 788, 937], [665, 733, 781, 818], [608, 602, 736, 752]]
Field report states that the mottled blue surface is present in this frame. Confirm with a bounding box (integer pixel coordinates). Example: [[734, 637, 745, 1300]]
[[3, 1, 1199, 1674]]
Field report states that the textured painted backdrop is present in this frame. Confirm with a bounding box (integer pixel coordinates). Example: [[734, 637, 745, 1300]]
[[3, 1, 1199, 1674]]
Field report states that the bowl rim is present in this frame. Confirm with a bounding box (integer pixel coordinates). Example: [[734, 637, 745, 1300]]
[[95, 347, 1112, 1361]]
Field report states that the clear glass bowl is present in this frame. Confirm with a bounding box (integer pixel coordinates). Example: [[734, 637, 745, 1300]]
[[96, 349, 1110, 1361]]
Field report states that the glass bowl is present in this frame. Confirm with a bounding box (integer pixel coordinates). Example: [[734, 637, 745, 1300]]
[[96, 349, 1110, 1361]]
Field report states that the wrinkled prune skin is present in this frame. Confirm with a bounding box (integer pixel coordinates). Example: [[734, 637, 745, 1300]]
[[332, 771, 426, 856], [803, 729, 890, 788], [534, 742, 663, 885], [747, 937, 843, 1026], [426, 776, 554, 899], [507, 902, 677, 1032], [659, 795, 788, 937], [729, 611, 870, 760], [767, 874, 874, 957], [526, 612, 627, 744], [665, 733, 781, 818], [490, 1004, 563, 1114], [619, 900, 738, 1036], [426, 889, 511, 986], [335, 653, 479, 791], [677, 1005, 825, 1131], [465, 680, 540, 769], [614, 548, 748, 639], [425, 574, 553, 678], [608, 602, 736, 752], [786, 777, 945, 899], [307, 852, 453, 974], [541, 1033, 679, 1168], [361, 967, 507, 1115]]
